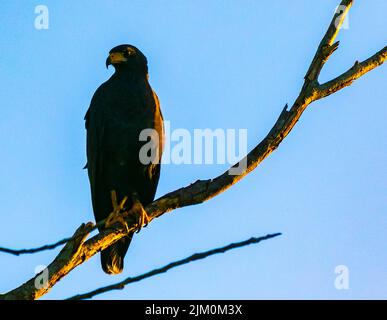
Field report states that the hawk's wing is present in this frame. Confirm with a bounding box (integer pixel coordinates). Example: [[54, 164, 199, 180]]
[[84, 83, 108, 223], [147, 89, 164, 199]]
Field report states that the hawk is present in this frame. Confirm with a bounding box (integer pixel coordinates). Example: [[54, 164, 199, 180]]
[[85, 44, 164, 274]]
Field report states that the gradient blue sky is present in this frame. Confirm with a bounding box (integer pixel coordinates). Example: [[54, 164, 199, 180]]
[[0, 1, 386, 300]]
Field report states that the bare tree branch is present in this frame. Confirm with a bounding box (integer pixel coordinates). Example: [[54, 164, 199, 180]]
[[318, 46, 387, 98], [0, 220, 108, 256], [0, 223, 94, 300], [304, 0, 352, 83], [0, 239, 73, 256], [67, 233, 282, 300], [0, 0, 385, 300]]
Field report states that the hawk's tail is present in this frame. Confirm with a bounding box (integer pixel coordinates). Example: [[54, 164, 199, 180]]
[[100, 233, 133, 275]]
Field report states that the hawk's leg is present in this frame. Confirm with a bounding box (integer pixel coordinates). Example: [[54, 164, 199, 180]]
[[105, 190, 129, 232], [104, 190, 149, 234], [131, 193, 150, 233]]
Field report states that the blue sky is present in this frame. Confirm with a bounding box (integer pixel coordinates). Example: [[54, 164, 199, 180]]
[[0, 0, 386, 299]]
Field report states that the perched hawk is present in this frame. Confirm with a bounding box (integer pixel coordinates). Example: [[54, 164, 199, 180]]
[[85, 44, 164, 274]]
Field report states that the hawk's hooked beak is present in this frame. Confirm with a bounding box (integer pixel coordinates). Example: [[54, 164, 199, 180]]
[[105, 52, 127, 69]]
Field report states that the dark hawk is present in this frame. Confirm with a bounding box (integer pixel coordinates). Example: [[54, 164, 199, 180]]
[[85, 44, 164, 274]]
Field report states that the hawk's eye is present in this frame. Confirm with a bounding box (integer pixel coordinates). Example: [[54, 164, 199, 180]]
[[127, 49, 135, 56]]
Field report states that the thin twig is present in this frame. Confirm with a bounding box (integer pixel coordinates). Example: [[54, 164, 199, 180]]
[[318, 46, 387, 98], [0, 222, 95, 300], [67, 233, 282, 300], [0, 238, 74, 256], [0, 219, 108, 256]]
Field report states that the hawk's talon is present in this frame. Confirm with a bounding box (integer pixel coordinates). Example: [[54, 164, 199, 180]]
[[105, 212, 129, 233], [104, 190, 150, 234], [105, 190, 129, 232], [131, 195, 150, 233]]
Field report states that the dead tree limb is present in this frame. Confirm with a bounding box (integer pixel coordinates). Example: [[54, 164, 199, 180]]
[[0, 0, 385, 300], [68, 233, 282, 300]]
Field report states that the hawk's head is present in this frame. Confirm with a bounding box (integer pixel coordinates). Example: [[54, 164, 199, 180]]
[[106, 44, 148, 74]]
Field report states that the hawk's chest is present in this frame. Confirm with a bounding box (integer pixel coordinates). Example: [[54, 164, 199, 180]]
[[107, 80, 152, 118], [99, 78, 154, 132]]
